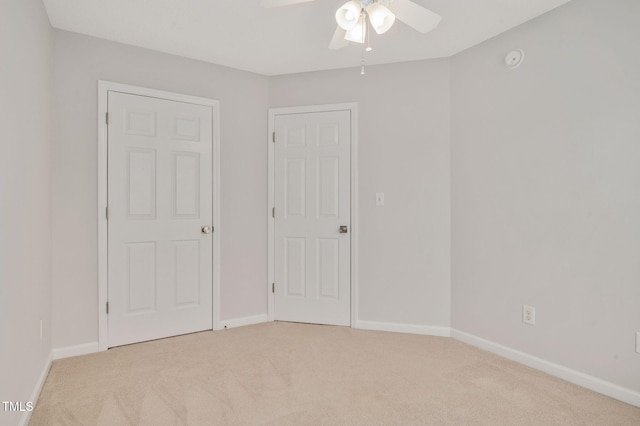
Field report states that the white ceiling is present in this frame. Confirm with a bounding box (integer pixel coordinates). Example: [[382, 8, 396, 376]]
[[43, 0, 571, 76]]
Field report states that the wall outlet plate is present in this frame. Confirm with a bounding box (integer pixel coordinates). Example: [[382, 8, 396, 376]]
[[375, 192, 385, 206], [523, 305, 535, 325], [636, 332, 640, 354]]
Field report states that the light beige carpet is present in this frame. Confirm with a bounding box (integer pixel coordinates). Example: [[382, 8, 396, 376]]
[[31, 322, 640, 425]]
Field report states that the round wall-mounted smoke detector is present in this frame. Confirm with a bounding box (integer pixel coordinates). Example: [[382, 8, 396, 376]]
[[505, 49, 525, 69]]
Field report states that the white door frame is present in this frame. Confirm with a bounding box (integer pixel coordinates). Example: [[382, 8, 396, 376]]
[[97, 81, 221, 351], [267, 103, 359, 326]]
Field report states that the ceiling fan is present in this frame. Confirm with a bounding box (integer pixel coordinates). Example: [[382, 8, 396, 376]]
[[261, 0, 442, 50]]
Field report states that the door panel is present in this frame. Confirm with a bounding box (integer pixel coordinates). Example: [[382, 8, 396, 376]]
[[127, 148, 156, 218], [172, 152, 200, 218], [318, 238, 339, 299], [318, 156, 339, 217], [285, 237, 307, 297], [107, 91, 213, 347], [125, 242, 157, 313], [274, 110, 351, 326], [173, 240, 201, 306], [285, 158, 306, 217]]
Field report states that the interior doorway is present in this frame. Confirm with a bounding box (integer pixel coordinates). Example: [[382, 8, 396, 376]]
[[267, 103, 358, 326], [98, 81, 221, 350]]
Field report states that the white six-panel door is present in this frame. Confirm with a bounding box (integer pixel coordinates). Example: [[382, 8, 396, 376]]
[[274, 110, 351, 326], [107, 91, 213, 347]]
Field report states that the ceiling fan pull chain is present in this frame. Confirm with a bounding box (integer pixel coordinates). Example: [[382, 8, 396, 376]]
[[361, 9, 366, 42], [361, 9, 374, 75], [366, 12, 373, 52]]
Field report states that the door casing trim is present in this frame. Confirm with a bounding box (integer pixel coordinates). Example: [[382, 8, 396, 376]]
[[97, 81, 221, 351], [267, 103, 359, 326]]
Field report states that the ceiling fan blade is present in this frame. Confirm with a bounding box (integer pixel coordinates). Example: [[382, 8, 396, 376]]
[[260, 0, 316, 8], [388, 0, 442, 34], [328, 26, 349, 50]]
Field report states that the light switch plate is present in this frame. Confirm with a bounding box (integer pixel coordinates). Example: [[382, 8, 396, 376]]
[[375, 192, 385, 206], [636, 332, 640, 354]]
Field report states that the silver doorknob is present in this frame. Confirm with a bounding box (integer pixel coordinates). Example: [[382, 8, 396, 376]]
[[201, 226, 213, 234], [339, 225, 348, 234]]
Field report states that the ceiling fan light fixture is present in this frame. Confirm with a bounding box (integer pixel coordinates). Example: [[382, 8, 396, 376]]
[[367, 3, 395, 34], [336, 1, 362, 30], [344, 15, 366, 43]]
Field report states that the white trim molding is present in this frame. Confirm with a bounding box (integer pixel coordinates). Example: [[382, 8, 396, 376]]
[[97, 81, 222, 350], [19, 351, 52, 426], [53, 342, 100, 360], [451, 329, 640, 408], [219, 314, 269, 330], [356, 320, 451, 337], [267, 103, 359, 326]]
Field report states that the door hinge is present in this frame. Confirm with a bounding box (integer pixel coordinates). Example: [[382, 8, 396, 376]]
[[106, 302, 110, 314], [272, 207, 275, 218], [106, 206, 110, 220], [106, 112, 110, 125], [272, 132, 275, 143], [272, 283, 275, 293]]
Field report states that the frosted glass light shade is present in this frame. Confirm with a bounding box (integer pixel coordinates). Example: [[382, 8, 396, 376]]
[[344, 15, 366, 43], [367, 3, 395, 34], [336, 1, 362, 31]]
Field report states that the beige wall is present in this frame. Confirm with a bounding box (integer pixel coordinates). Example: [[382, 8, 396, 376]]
[[451, 0, 640, 391], [7, 0, 635, 409], [52, 31, 270, 348], [52, 35, 452, 349], [0, 0, 54, 422], [269, 60, 452, 327]]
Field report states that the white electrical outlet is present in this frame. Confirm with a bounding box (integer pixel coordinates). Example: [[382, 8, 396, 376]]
[[40, 319, 43, 340], [636, 332, 640, 354], [523, 305, 535, 325], [375, 192, 385, 206]]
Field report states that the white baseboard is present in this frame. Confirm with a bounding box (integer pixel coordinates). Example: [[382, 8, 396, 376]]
[[53, 342, 100, 360], [355, 320, 451, 337], [19, 351, 53, 426], [450, 329, 640, 408], [218, 314, 269, 330]]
